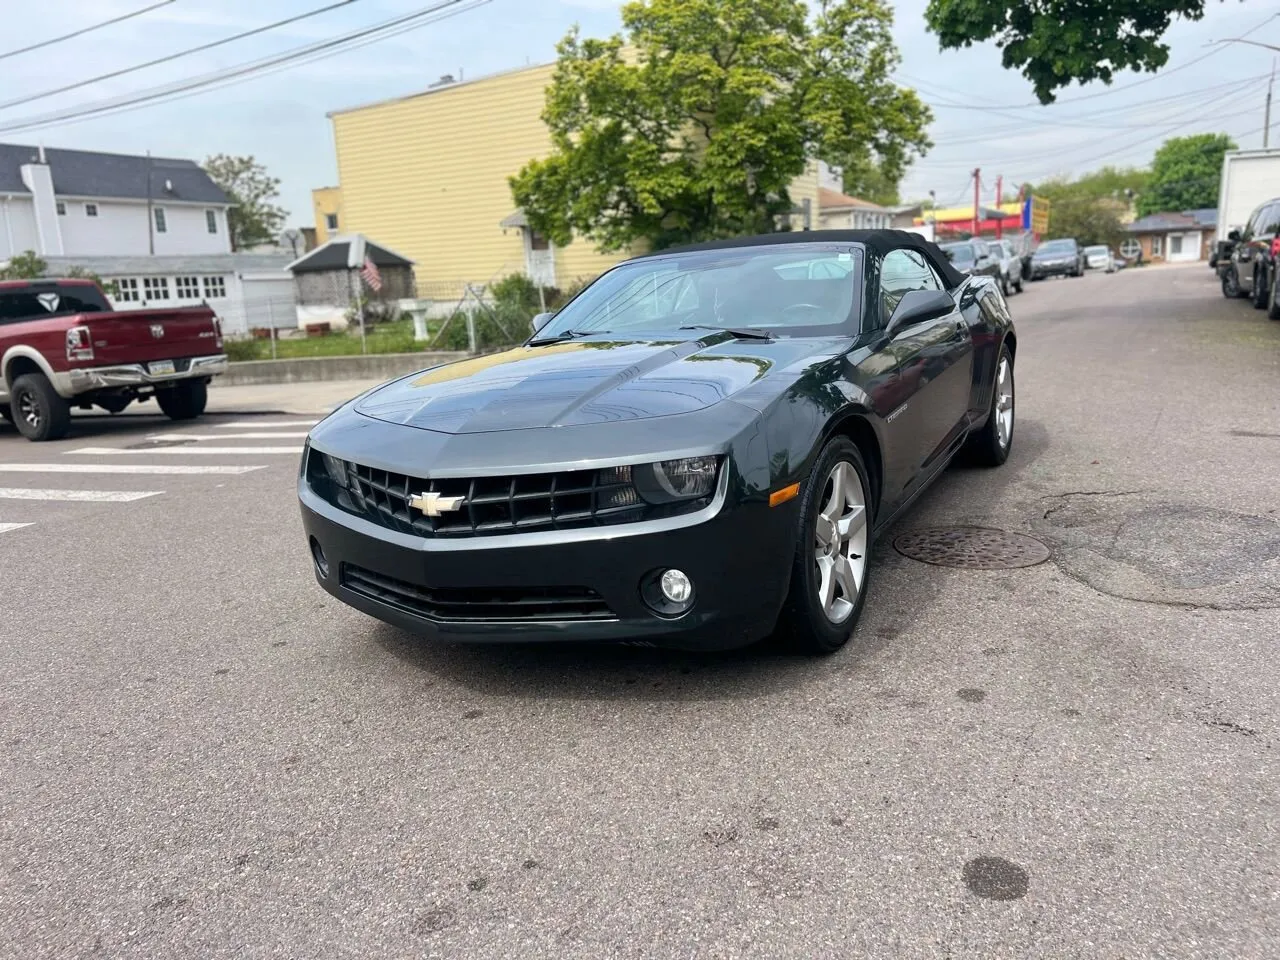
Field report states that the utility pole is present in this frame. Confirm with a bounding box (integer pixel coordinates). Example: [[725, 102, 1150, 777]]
[[972, 168, 980, 237], [1267, 59, 1275, 148], [995, 175, 1004, 239]]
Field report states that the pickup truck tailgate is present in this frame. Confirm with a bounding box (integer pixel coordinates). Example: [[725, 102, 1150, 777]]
[[82, 307, 221, 367]]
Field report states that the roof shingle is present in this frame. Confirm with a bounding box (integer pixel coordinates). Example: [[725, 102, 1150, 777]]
[[0, 143, 229, 204]]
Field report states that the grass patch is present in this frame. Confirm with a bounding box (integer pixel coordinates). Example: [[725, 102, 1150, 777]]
[[225, 320, 432, 361]]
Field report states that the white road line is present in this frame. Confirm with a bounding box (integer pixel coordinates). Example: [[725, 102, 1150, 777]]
[[0, 463, 266, 475], [67, 446, 302, 456], [0, 488, 161, 502], [149, 431, 311, 440], [0, 522, 33, 535], [216, 420, 317, 428]]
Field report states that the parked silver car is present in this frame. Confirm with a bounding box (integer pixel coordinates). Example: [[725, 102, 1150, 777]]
[[990, 238, 1024, 295], [1084, 245, 1115, 272]]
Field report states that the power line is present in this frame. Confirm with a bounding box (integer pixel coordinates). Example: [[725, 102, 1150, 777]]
[[0, 0, 176, 62], [0, 0, 361, 113], [0, 0, 492, 136]]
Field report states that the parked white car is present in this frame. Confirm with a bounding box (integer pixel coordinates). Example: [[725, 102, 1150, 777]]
[[1084, 245, 1115, 272], [988, 238, 1024, 294]]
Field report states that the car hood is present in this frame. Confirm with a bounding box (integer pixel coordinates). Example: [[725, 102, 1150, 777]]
[[354, 334, 832, 435]]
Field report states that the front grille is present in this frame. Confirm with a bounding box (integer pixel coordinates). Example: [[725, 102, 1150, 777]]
[[341, 563, 614, 622], [309, 452, 711, 539]]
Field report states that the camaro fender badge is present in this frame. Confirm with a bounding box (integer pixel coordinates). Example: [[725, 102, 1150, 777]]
[[409, 491, 465, 517], [886, 402, 909, 423]]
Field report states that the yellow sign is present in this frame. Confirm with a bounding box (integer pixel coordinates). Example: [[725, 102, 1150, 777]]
[[1032, 196, 1050, 235]]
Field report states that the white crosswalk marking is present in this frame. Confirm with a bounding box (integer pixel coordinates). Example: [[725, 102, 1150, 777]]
[[0, 488, 161, 502], [216, 420, 317, 429], [150, 431, 310, 440], [68, 446, 302, 456], [0, 463, 266, 475], [0, 522, 32, 535]]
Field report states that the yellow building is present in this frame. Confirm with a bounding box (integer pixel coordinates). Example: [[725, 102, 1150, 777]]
[[319, 62, 822, 298], [311, 186, 344, 245]]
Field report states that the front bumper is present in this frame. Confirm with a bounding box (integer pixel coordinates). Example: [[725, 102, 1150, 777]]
[[1030, 261, 1076, 278], [298, 470, 797, 651], [55, 354, 227, 397]]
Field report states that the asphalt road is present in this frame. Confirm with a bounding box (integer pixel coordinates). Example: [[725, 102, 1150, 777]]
[[1, 261, 1278, 959]]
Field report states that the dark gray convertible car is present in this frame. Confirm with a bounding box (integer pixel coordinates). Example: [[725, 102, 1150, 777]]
[[299, 230, 1017, 654]]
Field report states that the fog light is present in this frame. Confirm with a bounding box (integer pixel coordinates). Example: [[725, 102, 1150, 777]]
[[309, 536, 329, 579], [660, 569, 692, 604], [641, 568, 695, 617]]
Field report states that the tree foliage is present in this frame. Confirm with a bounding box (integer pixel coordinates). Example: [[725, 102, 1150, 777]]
[[510, 0, 931, 253], [203, 154, 288, 251], [0, 250, 47, 279], [925, 0, 1213, 104], [1044, 193, 1128, 248], [1137, 133, 1236, 216]]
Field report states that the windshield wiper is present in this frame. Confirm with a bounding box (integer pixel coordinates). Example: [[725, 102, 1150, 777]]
[[528, 328, 593, 346], [679, 324, 774, 341]]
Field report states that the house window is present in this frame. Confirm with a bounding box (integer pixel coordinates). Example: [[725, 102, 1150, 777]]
[[143, 277, 170, 301], [1120, 238, 1141, 258], [154, 207, 167, 234], [116, 278, 139, 302], [55, 201, 66, 216], [325, 212, 338, 231], [84, 203, 98, 217], [202, 276, 227, 299], [1170, 235, 1183, 256], [175, 276, 200, 299], [206, 209, 218, 234], [1151, 235, 1163, 257]]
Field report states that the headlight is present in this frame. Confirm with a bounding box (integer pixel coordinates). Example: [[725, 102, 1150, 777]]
[[321, 452, 349, 489], [634, 456, 719, 504]]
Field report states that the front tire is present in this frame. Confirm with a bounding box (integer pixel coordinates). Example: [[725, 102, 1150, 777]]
[[1223, 266, 1245, 298], [965, 344, 1015, 467], [775, 438, 873, 655], [156, 380, 207, 420], [10, 373, 71, 442]]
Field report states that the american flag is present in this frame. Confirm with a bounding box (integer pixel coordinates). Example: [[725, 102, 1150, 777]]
[[360, 255, 382, 291]]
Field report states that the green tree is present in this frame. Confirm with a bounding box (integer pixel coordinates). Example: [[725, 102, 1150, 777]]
[[202, 154, 288, 250], [1044, 193, 1128, 248], [510, 0, 931, 253], [841, 158, 902, 206], [925, 0, 1215, 104], [1137, 133, 1236, 215], [0, 250, 47, 279]]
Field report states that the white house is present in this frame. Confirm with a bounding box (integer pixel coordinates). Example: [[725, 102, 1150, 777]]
[[0, 142, 232, 259]]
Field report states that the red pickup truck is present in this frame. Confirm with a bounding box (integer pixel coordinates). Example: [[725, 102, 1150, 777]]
[[0, 277, 226, 441]]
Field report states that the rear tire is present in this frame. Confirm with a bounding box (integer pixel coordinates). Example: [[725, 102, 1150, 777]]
[[965, 344, 1014, 467], [774, 438, 874, 656], [1268, 270, 1280, 321], [156, 380, 207, 421], [10, 373, 71, 442], [1253, 264, 1270, 309]]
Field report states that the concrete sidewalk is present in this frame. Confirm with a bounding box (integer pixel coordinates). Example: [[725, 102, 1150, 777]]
[[206, 378, 383, 415]]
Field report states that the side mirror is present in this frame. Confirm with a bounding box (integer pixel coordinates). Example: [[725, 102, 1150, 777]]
[[886, 289, 955, 337], [1228, 229, 1241, 242], [530, 311, 553, 334]]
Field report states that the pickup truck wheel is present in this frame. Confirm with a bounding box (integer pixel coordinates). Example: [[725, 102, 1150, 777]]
[[156, 380, 207, 420], [774, 438, 874, 656], [11, 373, 71, 442], [965, 344, 1014, 467]]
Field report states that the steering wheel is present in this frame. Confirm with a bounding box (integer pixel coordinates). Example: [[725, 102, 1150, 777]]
[[782, 303, 827, 319]]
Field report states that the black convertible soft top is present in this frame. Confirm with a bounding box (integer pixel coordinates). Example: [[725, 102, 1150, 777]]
[[639, 229, 968, 290]]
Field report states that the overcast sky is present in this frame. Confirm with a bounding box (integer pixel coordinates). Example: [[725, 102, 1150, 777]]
[[5, 0, 1280, 229]]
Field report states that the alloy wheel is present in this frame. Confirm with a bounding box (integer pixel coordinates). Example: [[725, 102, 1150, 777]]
[[17, 390, 41, 430], [813, 461, 869, 623], [995, 357, 1014, 449]]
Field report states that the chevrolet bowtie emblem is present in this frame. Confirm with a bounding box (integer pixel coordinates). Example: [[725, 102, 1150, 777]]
[[409, 491, 465, 517]]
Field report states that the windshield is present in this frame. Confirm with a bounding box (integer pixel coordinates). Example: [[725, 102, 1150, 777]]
[[536, 243, 863, 339], [1084, 245, 1109, 256], [940, 243, 976, 262], [1037, 240, 1076, 255]]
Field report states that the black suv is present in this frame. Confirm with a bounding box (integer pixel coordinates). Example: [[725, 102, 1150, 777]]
[[1221, 196, 1280, 318], [938, 238, 1002, 281]]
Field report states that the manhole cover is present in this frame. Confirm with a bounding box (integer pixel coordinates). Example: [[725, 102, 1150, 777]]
[[894, 526, 1050, 569]]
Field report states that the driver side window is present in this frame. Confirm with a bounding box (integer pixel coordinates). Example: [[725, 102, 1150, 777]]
[[880, 249, 942, 326]]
